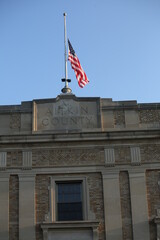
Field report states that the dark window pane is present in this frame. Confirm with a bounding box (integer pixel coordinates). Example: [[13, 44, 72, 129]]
[[58, 203, 83, 221], [57, 182, 83, 221]]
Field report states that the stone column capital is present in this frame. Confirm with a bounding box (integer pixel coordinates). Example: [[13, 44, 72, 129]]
[[128, 169, 145, 178], [102, 170, 120, 179], [18, 173, 35, 181]]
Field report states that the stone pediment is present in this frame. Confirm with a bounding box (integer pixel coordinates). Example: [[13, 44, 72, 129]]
[[33, 95, 101, 132]]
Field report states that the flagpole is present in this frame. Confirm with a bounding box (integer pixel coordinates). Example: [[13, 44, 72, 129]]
[[64, 13, 68, 86], [61, 13, 72, 94]]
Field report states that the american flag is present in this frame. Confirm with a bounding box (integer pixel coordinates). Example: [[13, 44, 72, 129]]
[[68, 39, 89, 88]]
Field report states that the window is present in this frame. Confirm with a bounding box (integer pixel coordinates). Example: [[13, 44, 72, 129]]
[[49, 177, 89, 222], [57, 182, 83, 221], [42, 177, 99, 240]]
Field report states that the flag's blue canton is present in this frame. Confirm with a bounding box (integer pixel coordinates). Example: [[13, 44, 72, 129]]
[[68, 40, 75, 56]]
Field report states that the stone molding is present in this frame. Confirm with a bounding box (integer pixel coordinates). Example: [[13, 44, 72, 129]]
[[102, 170, 120, 179], [48, 176, 90, 222], [22, 151, 32, 170], [104, 148, 115, 167], [130, 146, 141, 165], [1, 129, 160, 144], [18, 174, 35, 181], [128, 169, 145, 178], [0, 152, 7, 170], [41, 220, 99, 240]]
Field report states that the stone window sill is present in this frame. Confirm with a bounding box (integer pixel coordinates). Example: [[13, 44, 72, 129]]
[[41, 220, 99, 240]]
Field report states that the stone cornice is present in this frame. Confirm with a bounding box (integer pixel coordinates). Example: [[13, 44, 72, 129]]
[[0, 129, 160, 144]]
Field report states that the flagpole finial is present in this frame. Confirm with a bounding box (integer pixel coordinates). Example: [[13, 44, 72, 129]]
[[61, 79, 72, 94]]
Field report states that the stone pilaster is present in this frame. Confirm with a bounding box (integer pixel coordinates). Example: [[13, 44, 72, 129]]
[[129, 170, 150, 240], [19, 174, 36, 240], [130, 146, 141, 165], [102, 171, 123, 240], [0, 152, 7, 170], [0, 173, 9, 240], [125, 110, 139, 128], [104, 148, 115, 167], [22, 151, 32, 169]]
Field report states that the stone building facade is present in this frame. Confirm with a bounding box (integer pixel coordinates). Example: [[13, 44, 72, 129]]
[[0, 94, 160, 240]]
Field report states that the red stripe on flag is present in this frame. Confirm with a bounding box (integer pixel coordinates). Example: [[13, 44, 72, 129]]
[[68, 40, 89, 88]]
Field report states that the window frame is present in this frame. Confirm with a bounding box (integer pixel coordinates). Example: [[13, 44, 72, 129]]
[[49, 176, 89, 222]]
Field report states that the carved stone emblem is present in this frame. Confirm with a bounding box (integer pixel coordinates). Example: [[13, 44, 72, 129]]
[[33, 97, 100, 131]]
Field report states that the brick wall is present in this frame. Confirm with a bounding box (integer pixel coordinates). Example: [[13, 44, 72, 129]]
[[146, 170, 160, 240], [36, 175, 50, 240], [87, 173, 105, 240], [139, 109, 160, 124], [9, 175, 19, 240], [119, 171, 133, 240]]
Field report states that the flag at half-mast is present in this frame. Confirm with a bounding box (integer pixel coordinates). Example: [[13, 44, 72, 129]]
[[68, 39, 89, 88]]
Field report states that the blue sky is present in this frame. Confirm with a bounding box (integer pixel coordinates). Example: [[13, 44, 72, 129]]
[[0, 0, 160, 105]]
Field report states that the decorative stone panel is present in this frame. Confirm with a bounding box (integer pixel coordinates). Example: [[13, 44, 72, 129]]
[[10, 113, 21, 129], [104, 148, 115, 167], [115, 146, 130, 165], [139, 109, 160, 124], [32, 149, 104, 167], [22, 151, 32, 169], [33, 97, 101, 131], [0, 152, 7, 170], [114, 110, 125, 128], [141, 144, 160, 163], [130, 146, 141, 165], [7, 151, 22, 167]]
